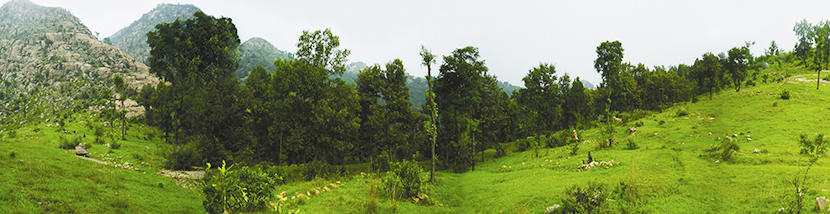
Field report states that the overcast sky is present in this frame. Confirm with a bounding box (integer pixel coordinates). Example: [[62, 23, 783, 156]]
[[23, 0, 830, 86]]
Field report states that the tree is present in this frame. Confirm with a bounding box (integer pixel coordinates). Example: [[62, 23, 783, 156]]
[[146, 11, 240, 144], [113, 74, 127, 140], [789, 134, 828, 213], [794, 19, 814, 68], [725, 46, 750, 92], [594, 41, 624, 88], [813, 21, 830, 90], [296, 28, 351, 76], [420, 45, 438, 183], [692, 53, 723, 99], [516, 63, 561, 133], [564, 77, 589, 129], [766, 40, 781, 57], [435, 46, 488, 172]]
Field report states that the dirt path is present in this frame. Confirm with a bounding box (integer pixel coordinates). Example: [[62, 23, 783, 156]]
[[790, 72, 830, 85], [74, 154, 204, 179]]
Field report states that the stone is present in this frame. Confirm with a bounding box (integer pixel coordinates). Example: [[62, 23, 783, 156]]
[[75, 143, 88, 156], [628, 127, 637, 134], [544, 204, 561, 214], [816, 196, 827, 211], [754, 148, 760, 153], [733, 134, 738, 137]]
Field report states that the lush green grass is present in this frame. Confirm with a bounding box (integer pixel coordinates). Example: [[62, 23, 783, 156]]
[[271, 66, 830, 213], [0, 112, 203, 213], [4, 62, 830, 213]]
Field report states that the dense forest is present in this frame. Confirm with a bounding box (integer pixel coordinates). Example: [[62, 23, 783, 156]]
[[135, 12, 827, 176]]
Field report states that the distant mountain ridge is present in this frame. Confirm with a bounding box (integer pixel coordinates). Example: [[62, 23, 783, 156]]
[[107, 3, 200, 66]]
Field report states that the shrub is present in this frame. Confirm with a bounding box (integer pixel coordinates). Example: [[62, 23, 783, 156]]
[[780, 90, 791, 100], [371, 151, 393, 173], [557, 181, 610, 214], [625, 139, 639, 150], [517, 138, 530, 152], [620, 109, 650, 124], [676, 108, 689, 117], [745, 79, 756, 87], [549, 130, 571, 148], [301, 160, 344, 181], [57, 135, 75, 149], [495, 143, 508, 158], [706, 138, 740, 162], [162, 141, 200, 170], [234, 165, 279, 211], [109, 141, 121, 149], [658, 120, 666, 126], [394, 160, 425, 198], [569, 140, 579, 156], [634, 121, 644, 127]]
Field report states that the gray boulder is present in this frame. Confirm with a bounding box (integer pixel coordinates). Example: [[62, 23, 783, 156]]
[[75, 143, 88, 156]]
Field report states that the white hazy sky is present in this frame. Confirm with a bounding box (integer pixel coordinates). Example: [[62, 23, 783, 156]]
[[21, 0, 830, 86]]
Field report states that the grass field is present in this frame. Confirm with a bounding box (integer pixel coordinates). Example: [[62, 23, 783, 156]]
[[3, 61, 830, 213]]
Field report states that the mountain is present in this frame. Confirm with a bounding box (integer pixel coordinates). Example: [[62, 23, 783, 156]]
[[0, 0, 158, 118], [234, 37, 292, 79], [107, 3, 200, 66], [581, 79, 595, 89]]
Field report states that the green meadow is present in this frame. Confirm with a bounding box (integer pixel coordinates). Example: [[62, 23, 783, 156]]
[[3, 63, 830, 213]]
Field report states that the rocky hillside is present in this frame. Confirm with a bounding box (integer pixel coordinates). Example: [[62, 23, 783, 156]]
[[107, 3, 200, 66], [0, 0, 158, 119], [234, 37, 292, 79]]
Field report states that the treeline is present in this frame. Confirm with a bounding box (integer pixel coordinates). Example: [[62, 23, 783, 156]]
[[134, 12, 809, 172]]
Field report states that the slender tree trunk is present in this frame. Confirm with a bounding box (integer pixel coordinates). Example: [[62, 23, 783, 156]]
[[472, 140, 477, 169], [819, 70, 822, 90]]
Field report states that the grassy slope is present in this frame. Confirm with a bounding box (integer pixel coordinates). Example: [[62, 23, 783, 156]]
[[276, 63, 830, 213], [0, 113, 203, 213], [3, 61, 830, 213]]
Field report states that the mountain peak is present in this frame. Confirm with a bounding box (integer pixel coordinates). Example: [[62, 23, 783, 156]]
[[107, 3, 201, 65]]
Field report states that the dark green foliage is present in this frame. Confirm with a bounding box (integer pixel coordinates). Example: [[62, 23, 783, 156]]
[[634, 121, 644, 127], [557, 181, 611, 214], [301, 160, 343, 181], [706, 138, 740, 162], [162, 141, 200, 170], [234, 165, 280, 211], [781, 90, 791, 100], [619, 109, 650, 124], [570, 141, 580, 156], [495, 143, 508, 158], [625, 139, 639, 150], [658, 120, 666, 126], [109, 141, 121, 149], [57, 135, 75, 149], [676, 108, 689, 117], [371, 151, 393, 173], [394, 160, 424, 198]]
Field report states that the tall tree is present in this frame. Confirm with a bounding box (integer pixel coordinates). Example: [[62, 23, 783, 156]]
[[435, 46, 488, 172], [296, 28, 351, 76], [420, 45, 438, 183], [692, 53, 723, 99], [794, 19, 814, 68], [113, 75, 127, 140], [146, 11, 240, 144], [725, 46, 750, 92], [594, 41, 626, 111], [516, 63, 561, 133], [814, 21, 830, 90]]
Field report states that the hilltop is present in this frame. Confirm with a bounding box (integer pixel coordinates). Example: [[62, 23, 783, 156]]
[[234, 37, 292, 79], [0, 0, 158, 119], [106, 3, 200, 66]]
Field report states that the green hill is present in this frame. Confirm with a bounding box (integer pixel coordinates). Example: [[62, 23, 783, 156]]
[[107, 3, 200, 66], [234, 37, 292, 79]]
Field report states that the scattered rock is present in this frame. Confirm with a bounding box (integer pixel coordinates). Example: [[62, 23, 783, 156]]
[[544, 204, 561, 214], [747, 138, 752, 141], [708, 132, 712, 135], [74, 143, 88, 156], [628, 127, 637, 134], [715, 160, 720, 164], [732, 134, 738, 137], [754, 148, 760, 153], [816, 196, 827, 211]]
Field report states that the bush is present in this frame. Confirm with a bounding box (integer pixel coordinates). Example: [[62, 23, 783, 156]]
[[780, 90, 791, 100], [371, 151, 393, 173], [556, 181, 610, 214], [706, 138, 740, 162], [301, 160, 344, 181], [203, 161, 278, 213], [394, 160, 424, 198], [658, 120, 666, 126], [620, 110, 650, 124], [569, 140, 579, 156], [495, 143, 508, 158], [676, 108, 689, 117], [625, 139, 639, 150], [517, 138, 530, 152], [634, 121, 644, 127], [109, 141, 121, 149], [162, 141, 200, 170], [548, 130, 571, 148], [57, 135, 75, 149]]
